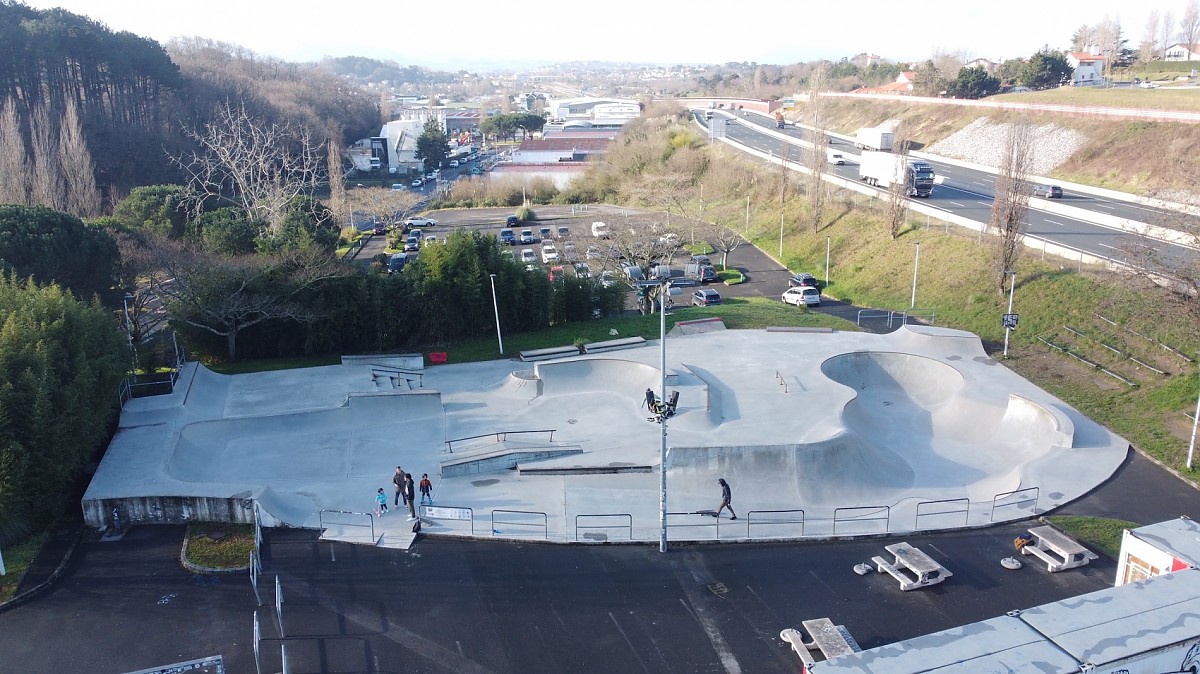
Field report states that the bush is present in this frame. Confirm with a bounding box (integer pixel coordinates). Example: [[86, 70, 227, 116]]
[[515, 205, 536, 222]]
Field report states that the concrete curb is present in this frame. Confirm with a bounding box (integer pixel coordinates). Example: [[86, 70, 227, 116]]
[[0, 526, 84, 614]]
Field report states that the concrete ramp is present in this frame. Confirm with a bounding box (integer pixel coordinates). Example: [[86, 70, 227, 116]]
[[534, 358, 660, 397], [883, 324, 989, 360], [670, 317, 726, 336], [256, 486, 319, 527]]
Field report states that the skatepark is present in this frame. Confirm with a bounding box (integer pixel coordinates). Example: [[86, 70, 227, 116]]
[[82, 324, 1130, 548]]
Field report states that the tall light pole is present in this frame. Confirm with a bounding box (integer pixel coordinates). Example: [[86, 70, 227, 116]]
[[659, 279, 669, 553], [825, 236, 831, 287], [1003, 271, 1016, 358], [910, 241, 920, 309], [1188, 356, 1200, 470], [778, 213, 784, 259], [488, 274, 504, 356]]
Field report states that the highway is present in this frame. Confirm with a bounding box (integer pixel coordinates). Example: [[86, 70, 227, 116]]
[[697, 111, 1194, 268]]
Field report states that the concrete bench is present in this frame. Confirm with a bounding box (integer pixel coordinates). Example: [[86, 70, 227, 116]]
[[1022, 525, 1098, 572], [780, 618, 861, 666], [518, 345, 580, 362], [873, 542, 952, 591], [583, 336, 646, 354]]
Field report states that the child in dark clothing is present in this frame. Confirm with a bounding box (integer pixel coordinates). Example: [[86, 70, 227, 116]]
[[419, 474, 433, 504]]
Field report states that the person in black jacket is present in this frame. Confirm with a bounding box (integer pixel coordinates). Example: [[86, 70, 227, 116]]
[[403, 473, 417, 520], [715, 478, 736, 520]]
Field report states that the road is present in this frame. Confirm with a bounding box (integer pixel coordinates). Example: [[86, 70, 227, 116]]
[[698, 111, 1194, 268]]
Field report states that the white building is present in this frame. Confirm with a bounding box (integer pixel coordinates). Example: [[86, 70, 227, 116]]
[[1066, 51, 1105, 86], [1165, 43, 1200, 61], [544, 97, 641, 127]]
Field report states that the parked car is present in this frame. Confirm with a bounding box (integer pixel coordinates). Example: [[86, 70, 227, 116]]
[[403, 236, 420, 252], [557, 226, 571, 239], [410, 178, 423, 188], [449, 160, 459, 168], [372, 222, 387, 235], [599, 270, 620, 288], [692, 289, 722, 306], [499, 228, 516, 245], [539, 227, 553, 241], [520, 248, 537, 264], [424, 235, 438, 245], [623, 265, 645, 281], [390, 183, 405, 191], [573, 262, 591, 278], [541, 244, 559, 263], [586, 246, 603, 260], [1032, 184, 1063, 199], [405, 217, 438, 229], [561, 241, 579, 261], [1140, 81, 1159, 89], [506, 215, 520, 226], [788, 273, 819, 288], [782, 286, 821, 307], [520, 229, 537, 244], [387, 253, 408, 274]]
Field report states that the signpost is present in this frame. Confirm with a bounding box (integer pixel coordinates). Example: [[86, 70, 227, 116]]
[[1002, 313, 1019, 330]]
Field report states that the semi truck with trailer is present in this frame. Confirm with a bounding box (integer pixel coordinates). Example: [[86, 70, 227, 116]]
[[858, 151, 935, 197], [853, 126, 895, 152]]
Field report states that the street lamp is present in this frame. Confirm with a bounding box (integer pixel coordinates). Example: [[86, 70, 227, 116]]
[[1188, 356, 1200, 470], [658, 278, 669, 553], [488, 274, 504, 356], [825, 236, 831, 287], [910, 241, 920, 309], [1003, 271, 1016, 358]]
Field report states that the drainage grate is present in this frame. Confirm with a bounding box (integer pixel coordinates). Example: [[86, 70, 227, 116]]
[[707, 582, 728, 596]]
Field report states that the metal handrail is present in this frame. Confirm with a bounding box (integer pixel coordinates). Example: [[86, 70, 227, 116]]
[[575, 514, 633, 542], [490, 509, 548, 539], [856, 309, 889, 326], [914, 498, 970, 530], [445, 429, 557, 453], [990, 487, 1040, 522], [318, 509, 375, 542], [746, 509, 805, 537], [833, 505, 891, 535]]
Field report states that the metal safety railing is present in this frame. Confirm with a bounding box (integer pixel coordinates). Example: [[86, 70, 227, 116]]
[[575, 514, 633, 542], [318, 509, 375, 543], [491, 509, 548, 539], [445, 429, 557, 453]]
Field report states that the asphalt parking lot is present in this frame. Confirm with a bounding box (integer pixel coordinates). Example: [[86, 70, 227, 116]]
[[2, 451, 1196, 673]]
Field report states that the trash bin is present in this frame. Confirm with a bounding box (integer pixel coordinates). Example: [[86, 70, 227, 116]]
[[428, 352, 448, 365]]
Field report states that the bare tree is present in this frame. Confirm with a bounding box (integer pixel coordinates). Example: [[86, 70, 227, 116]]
[[989, 123, 1035, 291], [145, 237, 350, 360], [1141, 9, 1162, 62], [28, 103, 59, 209], [173, 102, 325, 234], [343, 187, 425, 231], [805, 64, 828, 233], [886, 123, 911, 240], [325, 129, 348, 222], [1162, 10, 1177, 60], [0, 99, 30, 206], [57, 98, 101, 218], [1182, 0, 1200, 59]]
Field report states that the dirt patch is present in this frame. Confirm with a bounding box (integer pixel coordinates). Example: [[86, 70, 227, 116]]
[[1164, 411, 1198, 444], [1013, 345, 1126, 392]]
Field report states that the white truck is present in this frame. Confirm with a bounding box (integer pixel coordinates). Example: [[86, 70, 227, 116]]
[[858, 151, 935, 197], [854, 126, 895, 152], [826, 148, 846, 165], [591, 221, 610, 238]]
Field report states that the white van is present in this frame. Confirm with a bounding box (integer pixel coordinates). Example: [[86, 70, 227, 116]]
[[826, 148, 845, 165], [591, 221, 610, 238]]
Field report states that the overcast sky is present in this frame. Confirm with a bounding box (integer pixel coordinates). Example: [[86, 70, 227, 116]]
[[22, 0, 1196, 69]]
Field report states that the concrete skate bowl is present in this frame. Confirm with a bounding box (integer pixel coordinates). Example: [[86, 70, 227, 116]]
[[815, 351, 1073, 496], [533, 358, 661, 397], [168, 390, 445, 483]]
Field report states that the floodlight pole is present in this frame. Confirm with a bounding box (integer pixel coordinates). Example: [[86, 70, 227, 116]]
[[1188, 355, 1200, 470], [825, 236, 831, 286], [659, 279, 669, 553], [1003, 271, 1016, 358], [488, 274, 503, 355], [910, 241, 920, 309]]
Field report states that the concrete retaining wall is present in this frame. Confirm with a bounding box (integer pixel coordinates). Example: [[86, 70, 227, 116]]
[[83, 495, 257, 529]]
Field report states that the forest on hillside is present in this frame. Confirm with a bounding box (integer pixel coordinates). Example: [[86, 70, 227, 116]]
[[0, 2, 382, 214]]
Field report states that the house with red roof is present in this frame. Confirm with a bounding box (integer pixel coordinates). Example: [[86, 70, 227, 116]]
[[1066, 51, 1105, 86]]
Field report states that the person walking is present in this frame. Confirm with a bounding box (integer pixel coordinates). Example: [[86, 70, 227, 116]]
[[375, 487, 389, 516], [419, 473, 433, 504], [715, 478, 736, 520], [393, 466, 405, 507], [403, 473, 417, 520]]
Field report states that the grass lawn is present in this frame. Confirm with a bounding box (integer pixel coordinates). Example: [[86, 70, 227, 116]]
[[0, 532, 46, 602], [184, 523, 256, 570], [1046, 515, 1140, 560], [993, 86, 1200, 111]]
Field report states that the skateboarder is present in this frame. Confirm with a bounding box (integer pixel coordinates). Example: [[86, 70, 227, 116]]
[[715, 478, 736, 520], [419, 473, 433, 504], [644, 387, 660, 415]]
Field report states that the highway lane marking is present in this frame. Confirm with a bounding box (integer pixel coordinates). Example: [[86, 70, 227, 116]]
[[948, 201, 966, 208], [1097, 242, 1120, 251], [972, 181, 990, 186], [1044, 219, 1066, 226], [976, 201, 992, 207], [1094, 203, 1115, 210]]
